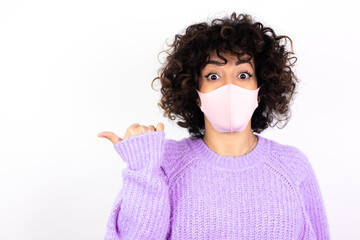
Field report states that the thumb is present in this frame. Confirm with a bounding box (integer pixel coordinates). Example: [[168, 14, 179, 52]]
[[156, 122, 165, 131], [97, 131, 123, 145]]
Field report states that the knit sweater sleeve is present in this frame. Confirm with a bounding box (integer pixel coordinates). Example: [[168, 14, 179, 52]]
[[104, 130, 171, 240], [296, 151, 330, 240]]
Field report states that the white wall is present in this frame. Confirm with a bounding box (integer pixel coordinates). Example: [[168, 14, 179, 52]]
[[0, 0, 358, 239]]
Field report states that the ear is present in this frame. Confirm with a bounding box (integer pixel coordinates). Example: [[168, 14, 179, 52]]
[[196, 98, 201, 107]]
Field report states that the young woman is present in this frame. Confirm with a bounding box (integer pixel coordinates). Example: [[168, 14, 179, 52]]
[[98, 12, 330, 240]]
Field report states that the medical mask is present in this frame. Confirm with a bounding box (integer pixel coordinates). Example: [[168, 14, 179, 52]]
[[196, 84, 261, 132]]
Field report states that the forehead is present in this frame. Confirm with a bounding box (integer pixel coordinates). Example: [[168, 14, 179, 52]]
[[207, 50, 253, 61], [202, 50, 255, 70]]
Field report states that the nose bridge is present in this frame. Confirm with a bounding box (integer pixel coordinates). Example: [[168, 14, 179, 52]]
[[224, 71, 236, 85]]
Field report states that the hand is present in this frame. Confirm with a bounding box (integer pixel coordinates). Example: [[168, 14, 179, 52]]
[[97, 122, 165, 145]]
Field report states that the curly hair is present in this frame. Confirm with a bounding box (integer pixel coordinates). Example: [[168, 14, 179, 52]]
[[151, 12, 299, 139]]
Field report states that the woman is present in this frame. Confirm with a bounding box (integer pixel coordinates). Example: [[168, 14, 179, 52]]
[[98, 12, 330, 239]]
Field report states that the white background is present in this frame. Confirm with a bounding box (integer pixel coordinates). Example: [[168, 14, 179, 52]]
[[1, 0, 359, 239]]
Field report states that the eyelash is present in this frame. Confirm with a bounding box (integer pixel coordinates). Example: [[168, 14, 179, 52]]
[[204, 70, 254, 80]]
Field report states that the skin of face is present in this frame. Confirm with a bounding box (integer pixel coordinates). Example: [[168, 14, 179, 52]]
[[197, 50, 259, 157]]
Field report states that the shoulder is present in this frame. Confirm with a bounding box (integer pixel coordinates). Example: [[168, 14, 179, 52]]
[[261, 135, 313, 185], [160, 136, 196, 185]]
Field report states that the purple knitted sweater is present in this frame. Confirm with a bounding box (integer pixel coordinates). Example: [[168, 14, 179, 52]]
[[104, 130, 330, 239]]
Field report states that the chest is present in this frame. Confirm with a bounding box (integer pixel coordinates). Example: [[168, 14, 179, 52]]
[[168, 166, 304, 239]]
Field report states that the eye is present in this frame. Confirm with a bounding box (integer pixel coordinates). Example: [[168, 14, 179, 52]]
[[204, 71, 254, 81], [204, 73, 220, 81], [238, 70, 253, 80]]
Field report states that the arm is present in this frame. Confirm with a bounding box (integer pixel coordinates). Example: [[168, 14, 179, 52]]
[[297, 154, 330, 240], [104, 130, 171, 240]]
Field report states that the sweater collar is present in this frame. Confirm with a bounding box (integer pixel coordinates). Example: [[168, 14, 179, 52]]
[[188, 134, 269, 171]]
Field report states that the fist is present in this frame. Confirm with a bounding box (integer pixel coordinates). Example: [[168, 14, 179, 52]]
[[97, 122, 165, 145]]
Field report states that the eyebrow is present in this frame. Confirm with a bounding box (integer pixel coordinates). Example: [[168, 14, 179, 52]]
[[203, 59, 254, 69]]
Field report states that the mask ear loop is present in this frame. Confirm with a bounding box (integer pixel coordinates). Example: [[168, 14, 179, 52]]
[[195, 87, 201, 107], [257, 85, 263, 103]]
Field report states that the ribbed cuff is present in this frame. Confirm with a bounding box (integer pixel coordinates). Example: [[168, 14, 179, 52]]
[[114, 130, 165, 171]]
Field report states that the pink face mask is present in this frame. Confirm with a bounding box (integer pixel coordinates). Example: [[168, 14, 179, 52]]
[[196, 84, 261, 133]]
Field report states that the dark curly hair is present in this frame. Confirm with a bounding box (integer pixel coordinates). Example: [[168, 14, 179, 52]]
[[151, 12, 299, 139]]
